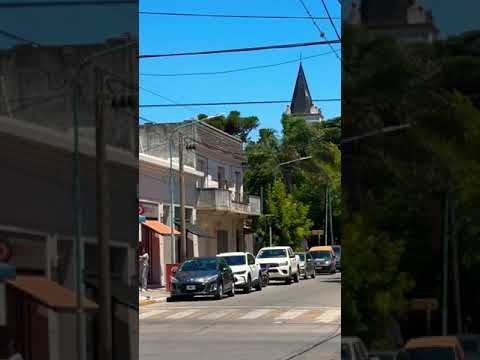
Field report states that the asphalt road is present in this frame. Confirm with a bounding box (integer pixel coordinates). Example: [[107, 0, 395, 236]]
[[140, 272, 341, 360]]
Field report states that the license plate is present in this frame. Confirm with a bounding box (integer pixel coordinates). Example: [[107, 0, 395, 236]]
[[186, 285, 196, 290]]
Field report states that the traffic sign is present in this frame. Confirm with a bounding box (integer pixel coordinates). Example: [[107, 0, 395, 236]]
[[139, 204, 144, 215]]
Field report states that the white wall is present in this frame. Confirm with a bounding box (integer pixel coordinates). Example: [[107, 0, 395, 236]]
[[195, 212, 247, 256]]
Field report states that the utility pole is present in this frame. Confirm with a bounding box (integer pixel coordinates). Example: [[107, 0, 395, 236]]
[[269, 224, 273, 247], [451, 193, 462, 333], [442, 191, 449, 336], [179, 134, 187, 262], [95, 68, 112, 360], [329, 187, 334, 245], [324, 186, 329, 245]]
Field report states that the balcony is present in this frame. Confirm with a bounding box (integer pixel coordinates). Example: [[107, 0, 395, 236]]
[[197, 188, 261, 216]]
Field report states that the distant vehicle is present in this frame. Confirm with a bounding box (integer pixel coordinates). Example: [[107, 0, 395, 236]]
[[295, 252, 316, 279], [342, 337, 369, 360], [169, 256, 235, 301], [332, 245, 342, 271], [256, 246, 299, 284], [404, 336, 465, 360], [309, 246, 336, 274], [456, 334, 480, 360], [217, 252, 262, 293]]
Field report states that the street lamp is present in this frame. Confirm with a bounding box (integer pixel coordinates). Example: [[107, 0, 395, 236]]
[[168, 114, 224, 263]]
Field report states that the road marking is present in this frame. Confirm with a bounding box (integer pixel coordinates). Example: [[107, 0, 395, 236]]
[[239, 309, 272, 319], [166, 309, 199, 320], [199, 309, 234, 320], [315, 309, 341, 323], [274, 309, 309, 320], [139, 310, 168, 320]]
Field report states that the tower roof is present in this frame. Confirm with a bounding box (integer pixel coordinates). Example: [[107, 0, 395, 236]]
[[290, 62, 313, 114]]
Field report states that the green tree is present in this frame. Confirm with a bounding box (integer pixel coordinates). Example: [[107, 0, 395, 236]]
[[198, 111, 259, 142], [258, 180, 313, 250]]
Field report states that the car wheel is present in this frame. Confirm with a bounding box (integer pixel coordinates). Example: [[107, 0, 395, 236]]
[[304, 269, 309, 280], [294, 269, 300, 283], [244, 275, 252, 293], [285, 270, 292, 285], [227, 283, 235, 297], [166, 296, 176, 302], [215, 281, 224, 300], [254, 277, 262, 291]]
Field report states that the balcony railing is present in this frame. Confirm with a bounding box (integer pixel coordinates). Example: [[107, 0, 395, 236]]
[[197, 188, 261, 216]]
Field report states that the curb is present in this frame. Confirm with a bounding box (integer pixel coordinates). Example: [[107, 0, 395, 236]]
[[139, 296, 168, 306]]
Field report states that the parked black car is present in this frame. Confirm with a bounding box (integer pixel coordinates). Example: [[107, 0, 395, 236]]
[[168, 257, 235, 301], [295, 252, 316, 279]]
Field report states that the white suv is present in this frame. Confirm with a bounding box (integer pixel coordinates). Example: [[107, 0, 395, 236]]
[[217, 252, 262, 293], [256, 246, 300, 284]]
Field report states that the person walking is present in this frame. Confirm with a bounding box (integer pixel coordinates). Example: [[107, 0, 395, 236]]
[[7, 341, 24, 360], [139, 248, 149, 291]]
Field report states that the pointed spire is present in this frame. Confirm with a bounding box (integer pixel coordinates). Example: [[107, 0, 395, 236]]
[[290, 62, 313, 115]]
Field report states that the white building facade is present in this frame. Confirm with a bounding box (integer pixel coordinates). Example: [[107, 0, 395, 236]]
[[139, 121, 261, 274]]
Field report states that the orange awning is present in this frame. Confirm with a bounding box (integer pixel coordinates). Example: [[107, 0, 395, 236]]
[[7, 276, 98, 312], [143, 220, 180, 235]]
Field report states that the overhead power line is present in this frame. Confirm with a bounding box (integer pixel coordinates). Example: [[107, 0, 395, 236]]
[[0, 29, 41, 46], [139, 40, 340, 59], [320, 0, 341, 40], [138, 11, 340, 20], [140, 86, 208, 115], [297, 0, 341, 62], [140, 49, 339, 77], [0, 1, 135, 8], [140, 99, 341, 108]]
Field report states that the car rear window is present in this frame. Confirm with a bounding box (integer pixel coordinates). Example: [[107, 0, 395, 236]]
[[220, 255, 246, 266]]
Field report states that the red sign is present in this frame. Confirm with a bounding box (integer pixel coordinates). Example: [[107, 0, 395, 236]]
[[0, 240, 12, 262], [139, 204, 144, 215]]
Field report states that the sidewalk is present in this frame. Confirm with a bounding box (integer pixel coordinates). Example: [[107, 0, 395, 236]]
[[139, 287, 169, 306]]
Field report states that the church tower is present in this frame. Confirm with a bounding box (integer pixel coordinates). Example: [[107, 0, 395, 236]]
[[284, 62, 323, 123]]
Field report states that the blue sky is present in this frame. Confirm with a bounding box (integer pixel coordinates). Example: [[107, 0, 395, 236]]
[[139, 0, 342, 137], [0, 1, 477, 138]]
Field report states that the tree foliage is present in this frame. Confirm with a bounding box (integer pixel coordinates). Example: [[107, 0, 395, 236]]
[[342, 24, 480, 344], [198, 111, 259, 142]]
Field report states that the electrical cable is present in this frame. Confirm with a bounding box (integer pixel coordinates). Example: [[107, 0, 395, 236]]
[[140, 98, 340, 108], [320, 0, 341, 40], [280, 324, 341, 360], [0, 29, 40, 46], [140, 86, 212, 115], [139, 40, 340, 59], [140, 49, 339, 77], [298, 0, 341, 62], [138, 11, 340, 20]]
